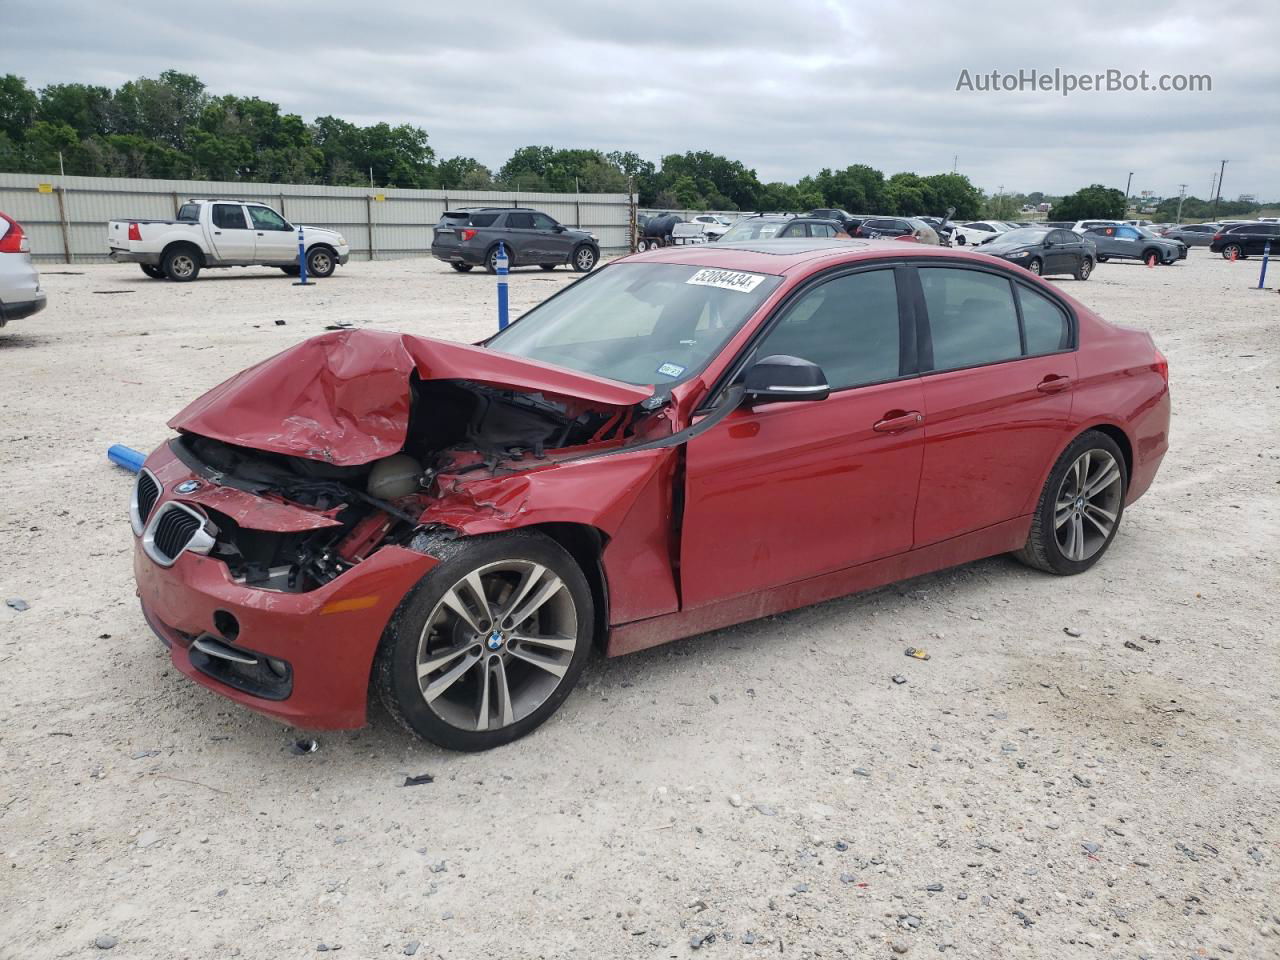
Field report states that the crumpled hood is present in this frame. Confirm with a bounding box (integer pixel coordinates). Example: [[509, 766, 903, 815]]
[[168, 330, 653, 466]]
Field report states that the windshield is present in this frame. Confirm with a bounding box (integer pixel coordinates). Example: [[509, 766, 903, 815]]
[[487, 263, 782, 387], [718, 218, 790, 242], [990, 228, 1050, 245]]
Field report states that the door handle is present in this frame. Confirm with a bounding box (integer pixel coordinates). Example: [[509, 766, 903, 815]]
[[873, 411, 924, 433], [213, 230, 222, 235], [1036, 375, 1072, 393]]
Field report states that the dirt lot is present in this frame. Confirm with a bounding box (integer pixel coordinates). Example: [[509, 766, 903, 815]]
[[1, 252, 1277, 960]]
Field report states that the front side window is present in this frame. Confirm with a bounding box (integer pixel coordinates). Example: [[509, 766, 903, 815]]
[[248, 206, 289, 230], [754, 269, 901, 390], [212, 204, 247, 229], [488, 263, 783, 386], [531, 213, 558, 230], [919, 267, 1021, 370]]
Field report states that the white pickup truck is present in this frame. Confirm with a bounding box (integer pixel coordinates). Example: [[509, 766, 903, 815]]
[[107, 198, 350, 282]]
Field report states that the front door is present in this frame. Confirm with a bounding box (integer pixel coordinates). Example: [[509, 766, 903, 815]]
[[247, 205, 296, 263], [530, 212, 572, 263], [911, 265, 1077, 545], [680, 266, 926, 609], [208, 203, 255, 261]]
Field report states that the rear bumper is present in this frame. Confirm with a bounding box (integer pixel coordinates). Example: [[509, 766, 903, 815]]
[[109, 248, 160, 266], [135, 533, 440, 730], [431, 243, 485, 265], [0, 291, 46, 325]]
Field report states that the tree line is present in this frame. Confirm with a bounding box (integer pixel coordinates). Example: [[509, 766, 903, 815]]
[[1, 72, 1271, 222]]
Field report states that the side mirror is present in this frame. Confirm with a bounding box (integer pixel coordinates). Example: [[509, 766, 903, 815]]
[[553, 224, 566, 233], [1043, 238, 1054, 248], [744, 355, 830, 403]]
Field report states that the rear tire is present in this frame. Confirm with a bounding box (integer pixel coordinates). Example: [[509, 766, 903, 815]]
[[485, 245, 511, 274], [306, 246, 336, 278], [1222, 243, 1244, 260], [161, 246, 201, 282], [1096, 255, 1109, 263], [1014, 430, 1127, 576], [373, 531, 594, 751], [1074, 256, 1093, 281], [280, 265, 300, 276], [450, 262, 474, 272], [140, 264, 166, 280]]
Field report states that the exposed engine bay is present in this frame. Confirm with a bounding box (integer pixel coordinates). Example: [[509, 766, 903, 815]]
[[171, 378, 648, 592]]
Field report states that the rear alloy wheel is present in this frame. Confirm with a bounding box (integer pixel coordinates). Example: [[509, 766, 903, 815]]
[[1027, 257, 1043, 275], [450, 262, 474, 272], [140, 263, 166, 280], [572, 245, 598, 272], [374, 532, 593, 751], [162, 247, 200, 282], [306, 246, 336, 278], [1075, 256, 1093, 281], [1222, 243, 1244, 260], [1015, 430, 1127, 575], [485, 245, 511, 274]]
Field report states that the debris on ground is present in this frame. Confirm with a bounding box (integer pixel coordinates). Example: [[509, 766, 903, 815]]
[[1124, 639, 1146, 652], [94, 934, 118, 950], [904, 647, 931, 660], [5, 597, 30, 611], [289, 739, 319, 755], [1063, 626, 1083, 638], [403, 773, 434, 787], [891, 674, 908, 684]]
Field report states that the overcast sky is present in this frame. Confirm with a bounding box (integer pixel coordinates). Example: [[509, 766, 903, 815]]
[[4, 0, 1277, 199]]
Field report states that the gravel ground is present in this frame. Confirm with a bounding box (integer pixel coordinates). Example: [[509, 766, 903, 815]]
[[1, 252, 1277, 960]]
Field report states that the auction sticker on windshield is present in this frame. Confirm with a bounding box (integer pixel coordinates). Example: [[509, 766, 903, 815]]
[[686, 268, 767, 293]]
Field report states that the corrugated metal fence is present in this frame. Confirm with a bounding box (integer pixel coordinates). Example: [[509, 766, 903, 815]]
[[0, 172, 634, 263]]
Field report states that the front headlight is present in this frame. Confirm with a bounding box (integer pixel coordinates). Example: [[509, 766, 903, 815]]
[[336, 235, 347, 246], [1008, 250, 1029, 258]]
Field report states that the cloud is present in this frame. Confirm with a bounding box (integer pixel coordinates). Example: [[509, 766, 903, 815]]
[[2, 0, 1276, 198]]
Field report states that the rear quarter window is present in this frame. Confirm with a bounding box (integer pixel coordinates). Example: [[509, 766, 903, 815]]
[[177, 204, 200, 221], [1018, 285, 1071, 355], [469, 213, 499, 227]]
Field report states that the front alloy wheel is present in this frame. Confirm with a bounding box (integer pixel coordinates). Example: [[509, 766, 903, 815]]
[[573, 245, 598, 272], [1027, 257, 1043, 275], [374, 532, 593, 750]]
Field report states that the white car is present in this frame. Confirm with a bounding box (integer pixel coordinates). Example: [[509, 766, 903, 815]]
[[108, 199, 350, 282], [951, 221, 1013, 246], [0, 211, 46, 328], [689, 214, 733, 240], [1070, 219, 1124, 235]]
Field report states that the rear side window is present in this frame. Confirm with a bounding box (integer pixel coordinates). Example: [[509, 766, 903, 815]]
[[755, 269, 901, 390], [507, 213, 534, 229], [177, 204, 200, 222], [212, 204, 247, 229], [919, 268, 1021, 370], [1018, 285, 1070, 355]]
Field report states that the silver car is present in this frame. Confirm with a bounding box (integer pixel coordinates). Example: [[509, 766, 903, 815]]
[[0, 212, 47, 328]]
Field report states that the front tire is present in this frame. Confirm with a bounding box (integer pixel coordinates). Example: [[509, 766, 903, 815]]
[[1074, 256, 1093, 281], [374, 531, 594, 751], [1027, 257, 1043, 275], [140, 263, 166, 280], [306, 246, 337, 278], [572, 244, 598, 272], [1014, 430, 1127, 576], [1142, 249, 1160, 267]]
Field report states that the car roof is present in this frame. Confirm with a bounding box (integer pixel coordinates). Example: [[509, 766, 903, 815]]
[[617, 237, 997, 276]]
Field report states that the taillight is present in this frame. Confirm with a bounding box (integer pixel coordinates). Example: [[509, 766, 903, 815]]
[[460, 228, 477, 242], [1154, 347, 1169, 386], [128, 222, 142, 242], [1212, 233, 1223, 243], [0, 213, 24, 253], [853, 226, 863, 237]]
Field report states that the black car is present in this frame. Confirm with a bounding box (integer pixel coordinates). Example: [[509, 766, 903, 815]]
[[431, 207, 600, 273], [1161, 223, 1220, 246], [976, 227, 1095, 280], [1209, 221, 1280, 259], [717, 215, 849, 243], [805, 208, 864, 232]]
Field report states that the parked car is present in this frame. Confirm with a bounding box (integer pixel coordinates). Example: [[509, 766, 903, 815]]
[[1161, 223, 1220, 246], [1209, 221, 1280, 259], [1082, 225, 1185, 266], [0, 211, 47, 328], [432, 207, 599, 273], [108, 199, 350, 282], [129, 238, 1169, 750], [1069, 219, 1124, 235], [976, 226, 1095, 279], [951, 221, 1012, 246], [689, 214, 733, 240], [805, 208, 862, 232], [717, 216, 849, 243], [854, 217, 940, 244], [917, 216, 957, 245]]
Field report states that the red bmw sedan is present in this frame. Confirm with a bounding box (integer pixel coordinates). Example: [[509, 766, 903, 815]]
[[131, 238, 1169, 750]]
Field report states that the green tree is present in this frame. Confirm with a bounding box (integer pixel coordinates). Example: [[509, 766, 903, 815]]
[[38, 82, 115, 139], [112, 71, 207, 150], [1051, 184, 1126, 221], [0, 74, 39, 142], [435, 156, 492, 190], [920, 173, 983, 219], [656, 151, 761, 210], [805, 164, 885, 213], [985, 191, 1020, 220]]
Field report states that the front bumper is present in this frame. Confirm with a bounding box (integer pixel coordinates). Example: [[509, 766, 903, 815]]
[[135, 517, 439, 730], [0, 291, 46, 325]]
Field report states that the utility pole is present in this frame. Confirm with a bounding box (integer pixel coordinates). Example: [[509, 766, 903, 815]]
[[369, 166, 374, 188], [1210, 159, 1227, 221], [952, 154, 958, 173], [58, 150, 65, 177], [1124, 172, 1134, 214], [1175, 184, 1187, 224]]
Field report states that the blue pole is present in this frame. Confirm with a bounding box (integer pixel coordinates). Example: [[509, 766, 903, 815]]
[[1258, 240, 1271, 290], [293, 224, 309, 286], [496, 240, 510, 330], [107, 444, 145, 473]]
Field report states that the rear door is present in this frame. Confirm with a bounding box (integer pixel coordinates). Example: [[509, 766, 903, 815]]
[[207, 203, 254, 261], [503, 212, 538, 263], [247, 205, 295, 263], [911, 264, 1078, 545], [680, 265, 926, 608]]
